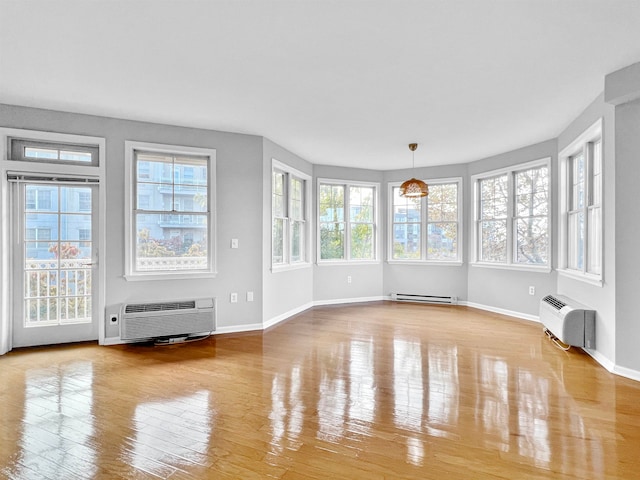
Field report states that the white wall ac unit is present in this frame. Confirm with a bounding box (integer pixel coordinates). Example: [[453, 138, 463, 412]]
[[120, 298, 215, 341], [539, 294, 595, 348]]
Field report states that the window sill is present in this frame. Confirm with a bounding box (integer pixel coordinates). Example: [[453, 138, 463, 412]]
[[316, 260, 380, 266], [124, 271, 217, 281], [386, 260, 463, 267], [470, 262, 552, 273], [558, 268, 603, 287], [271, 262, 312, 273]]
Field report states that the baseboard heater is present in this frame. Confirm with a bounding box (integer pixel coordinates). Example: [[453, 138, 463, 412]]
[[391, 293, 458, 305], [120, 298, 215, 341]]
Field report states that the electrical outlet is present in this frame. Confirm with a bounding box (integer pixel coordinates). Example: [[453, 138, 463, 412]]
[[529, 286, 535, 295], [109, 314, 118, 325], [230, 292, 238, 303], [347, 275, 352, 284], [247, 291, 254, 302]]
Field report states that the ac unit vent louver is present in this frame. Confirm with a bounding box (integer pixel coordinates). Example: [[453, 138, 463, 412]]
[[542, 295, 566, 311], [125, 301, 196, 314], [120, 298, 215, 341]]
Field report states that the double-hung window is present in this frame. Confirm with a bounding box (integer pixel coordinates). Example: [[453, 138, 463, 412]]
[[272, 160, 311, 269], [472, 159, 550, 269], [124, 141, 216, 279], [559, 119, 602, 284], [318, 180, 378, 262], [390, 178, 462, 262]]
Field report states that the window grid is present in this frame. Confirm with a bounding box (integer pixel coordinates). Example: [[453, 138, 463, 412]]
[[474, 161, 550, 268], [319, 181, 377, 262], [391, 179, 461, 262], [127, 144, 214, 276], [565, 138, 602, 276], [272, 164, 309, 268]]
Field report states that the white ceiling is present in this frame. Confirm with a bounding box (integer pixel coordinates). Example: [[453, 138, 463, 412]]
[[2, 1, 640, 170]]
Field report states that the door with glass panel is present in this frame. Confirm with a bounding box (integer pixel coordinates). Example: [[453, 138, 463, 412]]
[[13, 182, 98, 347]]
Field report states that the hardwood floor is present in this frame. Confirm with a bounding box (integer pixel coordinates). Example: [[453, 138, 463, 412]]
[[1, 301, 640, 479]]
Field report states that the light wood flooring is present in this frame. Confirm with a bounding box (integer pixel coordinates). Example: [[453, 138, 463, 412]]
[[2, 301, 640, 479]]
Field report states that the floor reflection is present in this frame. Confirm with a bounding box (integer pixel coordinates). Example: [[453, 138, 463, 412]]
[[16, 361, 96, 479], [128, 390, 213, 476], [393, 338, 424, 432]]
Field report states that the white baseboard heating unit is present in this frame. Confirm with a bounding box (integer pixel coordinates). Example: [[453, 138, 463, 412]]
[[120, 298, 215, 341], [539, 294, 595, 348], [391, 293, 458, 305]]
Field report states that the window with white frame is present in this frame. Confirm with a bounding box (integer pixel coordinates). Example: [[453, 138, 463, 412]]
[[473, 159, 550, 269], [124, 141, 216, 278], [318, 180, 378, 262], [390, 178, 461, 262], [272, 161, 310, 268], [559, 119, 602, 283]]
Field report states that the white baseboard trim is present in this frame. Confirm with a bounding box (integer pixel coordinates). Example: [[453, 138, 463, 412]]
[[313, 296, 386, 307], [263, 302, 314, 330], [583, 348, 615, 373], [215, 322, 264, 335], [613, 364, 640, 383], [460, 301, 540, 323]]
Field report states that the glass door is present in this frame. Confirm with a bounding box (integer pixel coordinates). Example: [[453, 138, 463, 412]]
[[12, 182, 98, 347]]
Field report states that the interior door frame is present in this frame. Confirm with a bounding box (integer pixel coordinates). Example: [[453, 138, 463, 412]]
[[0, 128, 106, 354]]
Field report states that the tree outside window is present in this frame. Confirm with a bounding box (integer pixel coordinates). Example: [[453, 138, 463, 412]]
[[319, 181, 377, 262], [474, 160, 550, 268]]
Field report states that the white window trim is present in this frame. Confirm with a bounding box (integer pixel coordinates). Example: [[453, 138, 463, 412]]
[[124, 141, 217, 281], [271, 159, 312, 272], [387, 176, 463, 265], [317, 178, 380, 265], [558, 118, 603, 286], [471, 157, 552, 272], [0, 127, 107, 347]]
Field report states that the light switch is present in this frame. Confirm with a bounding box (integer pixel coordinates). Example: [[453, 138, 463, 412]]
[[231, 238, 239, 249]]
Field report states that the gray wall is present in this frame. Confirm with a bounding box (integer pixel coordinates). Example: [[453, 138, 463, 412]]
[[0, 104, 265, 339], [614, 99, 640, 371], [605, 62, 640, 373], [557, 93, 616, 365], [466, 139, 558, 316], [262, 138, 314, 322]]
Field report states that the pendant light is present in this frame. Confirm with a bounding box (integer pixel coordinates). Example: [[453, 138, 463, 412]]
[[399, 143, 429, 198]]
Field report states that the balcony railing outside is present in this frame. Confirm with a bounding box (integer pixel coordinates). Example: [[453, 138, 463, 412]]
[[24, 258, 92, 327]]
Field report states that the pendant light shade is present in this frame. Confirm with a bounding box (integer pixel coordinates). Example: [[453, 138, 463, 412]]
[[399, 143, 428, 198]]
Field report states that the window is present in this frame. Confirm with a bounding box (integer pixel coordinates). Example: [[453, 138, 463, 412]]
[[472, 160, 550, 269], [559, 119, 602, 284], [390, 178, 461, 262], [124, 141, 216, 279], [272, 160, 311, 268], [318, 180, 378, 262], [9, 138, 99, 166]]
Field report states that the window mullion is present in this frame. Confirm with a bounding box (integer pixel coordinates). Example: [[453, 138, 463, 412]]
[[583, 143, 592, 274], [422, 195, 428, 261], [507, 172, 514, 264], [344, 185, 350, 261]]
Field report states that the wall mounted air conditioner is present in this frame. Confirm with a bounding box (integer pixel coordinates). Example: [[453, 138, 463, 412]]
[[539, 294, 595, 348], [120, 298, 215, 341]]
